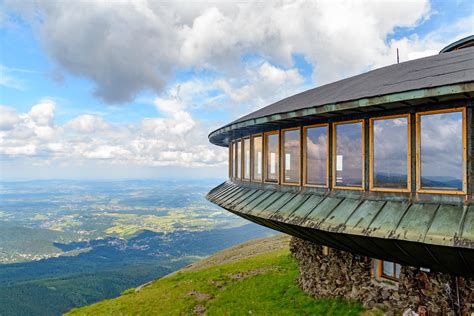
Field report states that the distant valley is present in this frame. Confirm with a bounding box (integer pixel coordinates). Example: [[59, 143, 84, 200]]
[[0, 180, 276, 315]]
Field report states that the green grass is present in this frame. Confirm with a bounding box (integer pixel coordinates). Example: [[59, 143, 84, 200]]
[[67, 247, 364, 315]]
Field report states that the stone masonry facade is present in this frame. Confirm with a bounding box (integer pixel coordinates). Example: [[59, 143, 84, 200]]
[[289, 237, 474, 315]]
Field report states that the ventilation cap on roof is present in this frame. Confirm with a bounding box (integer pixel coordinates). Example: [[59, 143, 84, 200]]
[[439, 35, 474, 53]]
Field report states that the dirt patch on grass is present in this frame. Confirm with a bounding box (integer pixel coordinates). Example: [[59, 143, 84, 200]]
[[192, 304, 206, 315], [227, 266, 274, 280], [208, 279, 226, 289], [187, 290, 213, 301]]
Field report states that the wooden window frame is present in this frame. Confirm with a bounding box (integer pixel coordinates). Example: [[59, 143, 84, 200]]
[[235, 139, 242, 180], [251, 133, 264, 183], [415, 107, 467, 195], [233, 141, 238, 179], [264, 130, 280, 184], [369, 114, 411, 193], [322, 246, 330, 256], [242, 137, 251, 182], [303, 123, 329, 188], [332, 120, 365, 191], [378, 260, 401, 282], [281, 127, 302, 186], [229, 141, 233, 179]]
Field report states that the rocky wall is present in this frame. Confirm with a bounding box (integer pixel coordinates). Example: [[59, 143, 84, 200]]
[[289, 237, 474, 315]]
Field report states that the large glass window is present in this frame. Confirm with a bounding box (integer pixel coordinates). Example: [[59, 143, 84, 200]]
[[232, 142, 237, 178], [371, 116, 409, 190], [304, 125, 328, 186], [282, 128, 301, 184], [252, 135, 263, 181], [229, 143, 233, 178], [418, 109, 464, 192], [334, 121, 364, 188], [235, 140, 242, 179], [243, 138, 251, 180], [265, 132, 279, 182]]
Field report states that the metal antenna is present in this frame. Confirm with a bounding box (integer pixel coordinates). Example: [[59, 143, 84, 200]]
[[397, 48, 400, 64]]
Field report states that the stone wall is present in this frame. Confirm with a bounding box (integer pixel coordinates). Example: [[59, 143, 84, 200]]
[[289, 237, 474, 315]]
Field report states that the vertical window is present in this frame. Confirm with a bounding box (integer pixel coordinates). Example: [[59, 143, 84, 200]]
[[334, 121, 364, 189], [370, 115, 410, 191], [265, 131, 279, 182], [304, 124, 328, 186], [282, 128, 301, 184], [243, 138, 251, 180], [232, 142, 238, 179], [381, 260, 401, 280], [417, 109, 465, 193], [235, 140, 242, 179], [229, 142, 233, 179], [252, 135, 263, 182]]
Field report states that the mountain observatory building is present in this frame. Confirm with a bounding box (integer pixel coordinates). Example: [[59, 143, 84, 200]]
[[206, 36, 474, 314]]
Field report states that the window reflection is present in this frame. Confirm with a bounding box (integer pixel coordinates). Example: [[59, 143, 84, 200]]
[[382, 261, 401, 279], [232, 142, 237, 178], [382, 261, 393, 276], [395, 263, 401, 279], [420, 111, 463, 191], [243, 138, 250, 180], [235, 140, 241, 179], [265, 133, 279, 182], [335, 122, 363, 188], [252, 136, 263, 181], [372, 117, 409, 189], [305, 125, 328, 186], [283, 129, 300, 183], [229, 144, 233, 178]]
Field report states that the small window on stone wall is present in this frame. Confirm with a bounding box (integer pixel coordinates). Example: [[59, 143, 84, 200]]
[[322, 246, 330, 256], [380, 260, 401, 281]]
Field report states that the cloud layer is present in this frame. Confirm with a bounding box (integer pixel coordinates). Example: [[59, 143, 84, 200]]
[[0, 100, 226, 169], [2, 0, 472, 178], [6, 0, 449, 105]]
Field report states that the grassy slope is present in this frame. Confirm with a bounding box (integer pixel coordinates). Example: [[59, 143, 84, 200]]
[[67, 235, 366, 316]]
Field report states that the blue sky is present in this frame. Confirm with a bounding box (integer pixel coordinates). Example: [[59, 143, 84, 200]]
[[0, 0, 472, 180]]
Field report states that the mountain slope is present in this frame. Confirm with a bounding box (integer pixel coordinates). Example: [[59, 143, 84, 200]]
[[67, 235, 365, 315]]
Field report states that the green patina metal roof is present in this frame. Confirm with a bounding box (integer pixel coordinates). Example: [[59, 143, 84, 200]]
[[206, 181, 474, 276]]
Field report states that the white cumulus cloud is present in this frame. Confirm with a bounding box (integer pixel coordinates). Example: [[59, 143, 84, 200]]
[[7, 0, 465, 106], [0, 101, 226, 169]]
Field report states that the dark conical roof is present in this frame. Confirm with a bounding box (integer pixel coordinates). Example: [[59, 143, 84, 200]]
[[209, 45, 474, 146]]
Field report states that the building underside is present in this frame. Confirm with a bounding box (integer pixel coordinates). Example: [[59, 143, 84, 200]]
[[207, 181, 474, 277]]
